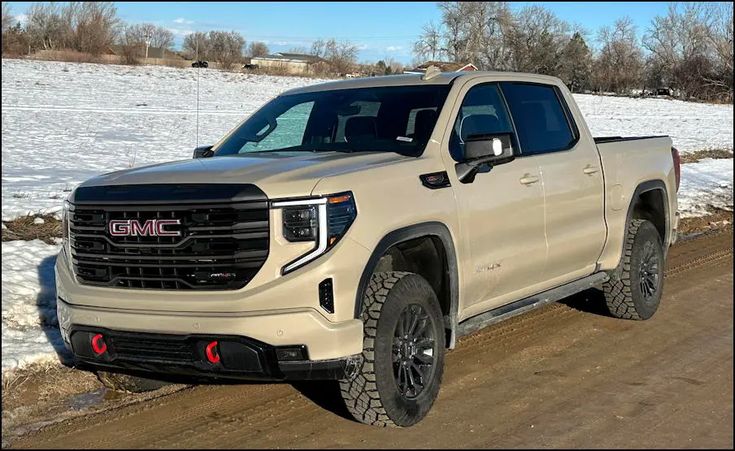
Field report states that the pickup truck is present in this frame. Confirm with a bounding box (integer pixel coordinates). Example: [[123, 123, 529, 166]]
[[57, 70, 681, 427]]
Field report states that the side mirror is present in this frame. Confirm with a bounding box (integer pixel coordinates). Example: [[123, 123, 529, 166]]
[[455, 133, 516, 183], [193, 145, 214, 159]]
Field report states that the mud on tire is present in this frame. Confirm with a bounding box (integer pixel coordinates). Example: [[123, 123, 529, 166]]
[[340, 271, 445, 427], [603, 219, 665, 320]]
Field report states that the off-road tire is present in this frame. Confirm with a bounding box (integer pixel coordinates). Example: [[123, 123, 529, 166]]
[[340, 271, 445, 427], [96, 370, 170, 393], [603, 219, 665, 320]]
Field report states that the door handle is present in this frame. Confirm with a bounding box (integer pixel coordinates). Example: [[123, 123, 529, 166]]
[[583, 165, 599, 175], [519, 174, 540, 185]]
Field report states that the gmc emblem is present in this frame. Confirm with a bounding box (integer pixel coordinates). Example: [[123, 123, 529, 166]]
[[108, 219, 181, 237]]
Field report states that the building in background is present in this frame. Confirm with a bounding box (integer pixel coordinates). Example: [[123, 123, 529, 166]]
[[249, 52, 328, 75]]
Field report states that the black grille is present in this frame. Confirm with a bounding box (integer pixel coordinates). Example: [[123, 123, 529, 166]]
[[69, 184, 269, 290], [109, 333, 194, 364]]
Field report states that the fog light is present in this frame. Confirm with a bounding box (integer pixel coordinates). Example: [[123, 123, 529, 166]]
[[205, 340, 220, 364], [91, 333, 107, 355], [276, 346, 307, 361]]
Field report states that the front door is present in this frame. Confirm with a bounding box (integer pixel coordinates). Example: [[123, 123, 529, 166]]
[[441, 81, 547, 320]]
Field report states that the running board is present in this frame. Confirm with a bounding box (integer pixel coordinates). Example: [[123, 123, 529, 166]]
[[456, 272, 609, 338]]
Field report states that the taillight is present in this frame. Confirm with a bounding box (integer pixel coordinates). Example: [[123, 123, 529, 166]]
[[671, 147, 681, 192]]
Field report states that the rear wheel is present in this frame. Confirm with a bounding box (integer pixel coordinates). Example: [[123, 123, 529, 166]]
[[603, 219, 665, 320], [340, 271, 445, 427]]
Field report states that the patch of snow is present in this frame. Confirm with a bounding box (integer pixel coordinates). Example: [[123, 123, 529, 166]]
[[1, 240, 69, 372], [33, 217, 45, 225], [677, 158, 734, 218], [574, 94, 733, 153]]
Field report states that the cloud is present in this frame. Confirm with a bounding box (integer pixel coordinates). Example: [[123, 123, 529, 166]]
[[173, 17, 194, 25], [15, 14, 28, 26], [167, 27, 195, 38], [385, 45, 403, 52]]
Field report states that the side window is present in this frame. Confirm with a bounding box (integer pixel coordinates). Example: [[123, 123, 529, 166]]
[[448, 84, 513, 162], [239, 101, 314, 153], [500, 83, 576, 155]]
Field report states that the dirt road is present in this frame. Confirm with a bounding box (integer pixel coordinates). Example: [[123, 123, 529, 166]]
[[10, 230, 733, 449]]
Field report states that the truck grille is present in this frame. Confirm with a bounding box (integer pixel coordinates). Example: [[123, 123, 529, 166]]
[[69, 184, 269, 290]]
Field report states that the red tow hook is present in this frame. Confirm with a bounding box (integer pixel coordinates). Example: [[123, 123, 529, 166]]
[[91, 333, 107, 355], [205, 340, 220, 364]]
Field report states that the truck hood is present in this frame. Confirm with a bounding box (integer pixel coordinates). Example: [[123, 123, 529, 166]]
[[80, 152, 408, 198]]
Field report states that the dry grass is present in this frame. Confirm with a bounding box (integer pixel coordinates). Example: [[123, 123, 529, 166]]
[[680, 148, 733, 164], [2, 214, 62, 244]]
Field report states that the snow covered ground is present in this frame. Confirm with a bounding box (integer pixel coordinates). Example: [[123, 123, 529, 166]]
[[1, 58, 733, 374], [678, 158, 734, 218], [1, 240, 68, 371]]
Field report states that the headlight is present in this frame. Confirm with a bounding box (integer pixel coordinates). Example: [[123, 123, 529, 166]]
[[273, 192, 357, 274], [62, 198, 74, 271]]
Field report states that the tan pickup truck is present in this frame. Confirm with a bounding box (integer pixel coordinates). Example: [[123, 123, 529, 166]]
[[57, 70, 681, 427]]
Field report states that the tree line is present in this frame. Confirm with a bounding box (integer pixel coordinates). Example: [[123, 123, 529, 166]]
[[414, 2, 733, 102], [1, 2, 272, 68]]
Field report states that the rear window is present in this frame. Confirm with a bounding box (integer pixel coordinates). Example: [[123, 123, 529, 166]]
[[500, 83, 577, 155]]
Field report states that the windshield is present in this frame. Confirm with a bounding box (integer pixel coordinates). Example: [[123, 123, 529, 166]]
[[214, 85, 451, 157]]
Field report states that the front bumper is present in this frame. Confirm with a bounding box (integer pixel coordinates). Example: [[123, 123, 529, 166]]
[[68, 325, 360, 381]]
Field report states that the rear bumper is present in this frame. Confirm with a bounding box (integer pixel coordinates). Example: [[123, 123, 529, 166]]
[[68, 325, 361, 381]]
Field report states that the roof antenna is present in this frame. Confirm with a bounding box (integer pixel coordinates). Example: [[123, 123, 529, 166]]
[[195, 38, 200, 147], [422, 65, 441, 81]]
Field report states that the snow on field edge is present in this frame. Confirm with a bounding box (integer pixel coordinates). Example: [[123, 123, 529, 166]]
[[1, 240, 69, 373]]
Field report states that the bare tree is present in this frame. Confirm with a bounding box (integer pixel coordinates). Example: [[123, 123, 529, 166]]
[[25, 3, 64, 51], [506, 5, 570, 74], [66, 2, 121, 56], [123, 22, 173, 59], [413, 21, 443, 61], [644, 3, 732, 101], [311, 38, 358, 74], [134, 23, 174, 50], [208, 30, 245, 69], [2, 3, 12, 34], [247, 41, 269, 58], [413, 2, 513, 69], [594, 17, 644, 93], [118, 24, 143, 64], [183, 31, 210, 60]]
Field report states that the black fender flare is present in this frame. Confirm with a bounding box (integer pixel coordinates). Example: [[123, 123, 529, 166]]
[[618, 179, 671, 267], [353, 222, 460, 348]]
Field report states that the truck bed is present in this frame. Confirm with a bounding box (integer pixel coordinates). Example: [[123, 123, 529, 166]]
[[594, 135, 668, 144]]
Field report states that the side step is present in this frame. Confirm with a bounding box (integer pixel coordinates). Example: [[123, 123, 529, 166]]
[[456, 272, 609, 338]]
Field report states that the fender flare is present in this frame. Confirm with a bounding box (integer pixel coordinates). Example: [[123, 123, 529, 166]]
[[618, 179, 671, 267], [353, 222, 460, 348]]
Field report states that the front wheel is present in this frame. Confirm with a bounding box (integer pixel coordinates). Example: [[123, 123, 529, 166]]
[[340, 271, 445, 427]]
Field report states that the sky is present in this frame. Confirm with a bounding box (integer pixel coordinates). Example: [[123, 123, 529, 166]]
[[6, 1, 676, 64]]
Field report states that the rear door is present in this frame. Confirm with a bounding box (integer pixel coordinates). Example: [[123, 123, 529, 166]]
[[500, 82, 606, 285]]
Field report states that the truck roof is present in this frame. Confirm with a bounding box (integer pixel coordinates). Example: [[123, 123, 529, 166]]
[[282, 71, 564, 95]]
